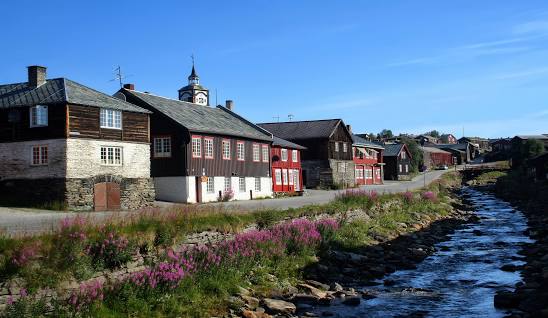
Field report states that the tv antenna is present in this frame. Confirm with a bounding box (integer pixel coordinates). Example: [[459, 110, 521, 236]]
[[288, 114, 294, 121], [273, 115, 280, 122], [110, 65, 132, 87]]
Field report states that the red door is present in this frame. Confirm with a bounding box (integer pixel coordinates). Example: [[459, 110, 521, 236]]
[[94, 182, 121, 211]]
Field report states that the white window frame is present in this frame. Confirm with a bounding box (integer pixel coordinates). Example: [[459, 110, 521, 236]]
[[401, 151, 406, 159], [30, 145, 48, 166], [254, 177, 261, 192], [405, 164, 409, 173], [282, 169, 288, 185], [275, 169, 282, 185], [334, 142, 339, 152], [192, 136, 202, 158], [252, 144, 260, 162], [292, 149, 298, 162], [100, 108, 122, 130], [288, 169, 294, 185], [153, 137, 171, 158], [281, 148, 288, 162], [262, 145, 269, 163], [224, 177, 232, 192], [237, 141, 245, 161], [204, 138, 214, 159], [101, 146, 123, 166], [239, 177, 246, 192], [343, 143, 348, 153], [222, 140, 231, 160], [29, 105, 48, 128], [399, 164, 403, 173], [206, 177, 215, 193], [356, 168, 363, 179]]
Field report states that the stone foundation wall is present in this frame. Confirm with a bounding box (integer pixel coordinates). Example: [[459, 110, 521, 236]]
[[329, 159, 355, 187], [0, 178, 66, 207]]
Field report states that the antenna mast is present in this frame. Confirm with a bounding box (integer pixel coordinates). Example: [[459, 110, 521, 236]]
[[288, 114, 294, 121]]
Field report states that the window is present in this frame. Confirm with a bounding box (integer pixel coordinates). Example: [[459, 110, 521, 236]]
[[252, 144, 260, 162], [239, 177, 246, 192], [206, 177, 215, 193], [255, 177, 261, 192], [237, 141, 245, 161], [405, 165, 409, 173], [343, 143, 348, 153], [399, 164, 403, 173], [281, 148, 288, 161], [288, 169, 294, 185], [401, 151, 406, 159], [292, 150, 298, 162], [275, 169, 282, 185], [224, 177, 232, 192], [222, 140, 231, 160], [262, 145, 269, 163], [334, 142, 339, 152], [192, 136, 202, 158], [366, 169, 372, 179], [153, 137, 171, 158], [31, 146, 48, 165], [204, 138, 214, 159], [356, 168, 364, 179], [100, 109, 122, 129], [30, 105, 48, 127], [101, 146, 122, 165], [282, 169, 288, 185]]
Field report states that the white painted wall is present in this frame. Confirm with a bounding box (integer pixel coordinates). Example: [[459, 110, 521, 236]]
[[66, 138, 150, 179], [0, 139, 66, 179]]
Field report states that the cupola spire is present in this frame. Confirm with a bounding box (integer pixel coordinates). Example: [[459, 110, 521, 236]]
[[188, 54, 199, 85]]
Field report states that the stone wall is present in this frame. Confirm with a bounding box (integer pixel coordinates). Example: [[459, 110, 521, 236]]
[[302, 160, 356, 188], [328, 159, 355, 188], [0, 139, 66, 180], [66, 138, 150, 179]]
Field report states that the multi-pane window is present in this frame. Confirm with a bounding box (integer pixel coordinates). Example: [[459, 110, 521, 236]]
[[292, 150, 298, 162], [252, 144, 260, 162], [366, 169, 372, 179], [31, 146, 48, 165], [30, 105, 48, 127], [282, 169, 288, 185], [275, 169, 282, 185], [153, 137, 171, 158], [101, 146, 122, 165], [222, 140, 231, 160], [204, 138, 214, 159], [254, 177, 261, 192], [192, 136, 202, 158], [399, 164, 403, 172], [401, 151, 406, 159], [343, 143, 348, 153], [100, 109, 122, 129], [281, 148, 288, 161], [288, 169, 294, 185], [224, 177, 232, 192], [239, 177, 246, 192], [237, 141, 245, 161], [405, 165, 409, 173], [206, 177, 215, 193], [262, 145, 269, 163], [356, 168, 364, 179], [334, 142, 339, 152]]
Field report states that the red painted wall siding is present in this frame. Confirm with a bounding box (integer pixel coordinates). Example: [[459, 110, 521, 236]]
[[271, 146, 303, 192], [353, 146, 384, 185]]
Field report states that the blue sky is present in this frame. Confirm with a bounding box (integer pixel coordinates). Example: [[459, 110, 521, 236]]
[[2, 1, 548, 138]]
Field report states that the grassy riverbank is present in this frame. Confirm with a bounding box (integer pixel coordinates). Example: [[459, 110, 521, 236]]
[[0, 172, 462, 317]]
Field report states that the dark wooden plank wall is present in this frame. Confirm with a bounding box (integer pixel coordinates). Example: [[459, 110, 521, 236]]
[[328, 123, 353, 161], [186, 135, 271, 177], [149, 112, 188, 177], [0, 104, 66, 142]]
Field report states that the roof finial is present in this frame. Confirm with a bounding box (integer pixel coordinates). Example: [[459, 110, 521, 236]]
[[188, 54, 199, 84]]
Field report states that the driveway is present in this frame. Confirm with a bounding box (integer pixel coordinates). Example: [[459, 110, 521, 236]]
[[0, 168, 457, 236]]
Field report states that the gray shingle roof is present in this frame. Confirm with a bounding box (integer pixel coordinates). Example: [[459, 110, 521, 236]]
[[515, 135, 548, 140], [422, 146, 451, 154], [352, 134, 384, 149], [434, 143, 469, 151], [257, 119, 343, 140], [123, 89, 272, 141], [272, 136, 306, 150], [383, 144, 404, 157], [0, 78, 150, 113]]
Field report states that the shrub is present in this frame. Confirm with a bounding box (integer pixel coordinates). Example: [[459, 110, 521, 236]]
[[153, 223, 176, 247], [52, 217, 93, 280], [253, 210, 280, 229], [88, 228, 135, 270], [402, 191, 414, 204], [421, 191, 437, 202], [219, 190, 234, 202]]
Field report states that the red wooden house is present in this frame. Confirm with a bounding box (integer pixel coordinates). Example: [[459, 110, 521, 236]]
[[270, 136, 306, 193], [352, 134, 385, 185]]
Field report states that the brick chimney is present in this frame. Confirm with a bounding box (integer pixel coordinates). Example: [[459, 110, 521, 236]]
[[225, 100, 234, 111], [27, 65, 47, 88], [123, 83, 135, 90]]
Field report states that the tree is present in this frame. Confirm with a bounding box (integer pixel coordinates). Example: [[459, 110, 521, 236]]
[[440, 134, 449, 143], [379, 129, 393, 139], [425, 130, 440, 138], [511, 139, 545, 168], [400, 136, 423, 173]]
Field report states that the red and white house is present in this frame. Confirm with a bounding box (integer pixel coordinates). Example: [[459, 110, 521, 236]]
[[270, 136, 306, 193], [352, 134, 385, 185]]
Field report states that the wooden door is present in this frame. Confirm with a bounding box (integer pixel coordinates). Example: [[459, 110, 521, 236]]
[[195, 176, 202, 203], [94, 182, 121, 211]]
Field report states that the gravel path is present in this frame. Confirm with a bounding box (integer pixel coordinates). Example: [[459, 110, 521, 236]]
[[0, 168, 456, 236]]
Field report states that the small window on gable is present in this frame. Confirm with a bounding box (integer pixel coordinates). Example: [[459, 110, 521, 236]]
[[30, 105, 48, 127], [292, 150, 298, 162], [100, 109, 122, 129], [334, 142, 339, 152]]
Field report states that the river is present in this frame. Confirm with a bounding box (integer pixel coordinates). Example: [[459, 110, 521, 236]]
[[310, 188, 533, 318]]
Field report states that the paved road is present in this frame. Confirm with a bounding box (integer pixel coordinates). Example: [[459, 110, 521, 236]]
[[0, 168, 457, 236]]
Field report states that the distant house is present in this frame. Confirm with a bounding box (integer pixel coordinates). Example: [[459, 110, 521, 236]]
[[433, 143, 473, 163], [440, 134, 457, 144], [458, 137, 490, 153], [269, 136, 306, 193], [0, 66, 155, 211], [422, 146, 453, 169], [117, 66, 273, 203], [512, 135, 548, 151], [383, 144, 412, 180], [352, 134, 384, 185], [528, 152, 548, 181], [489, 138, 512, 152], [257, 120, 354, 188], [415, 135, 439, 145]]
